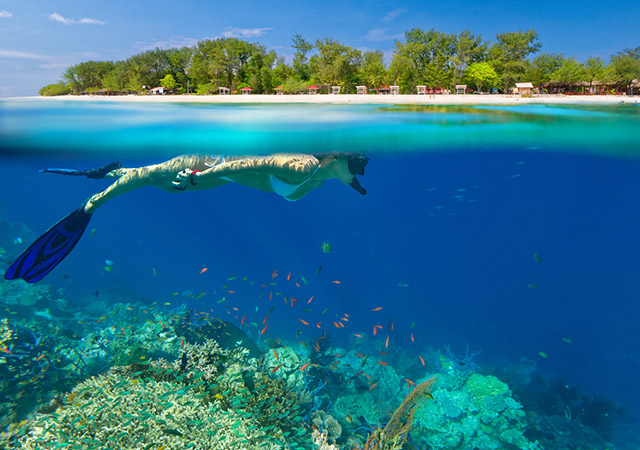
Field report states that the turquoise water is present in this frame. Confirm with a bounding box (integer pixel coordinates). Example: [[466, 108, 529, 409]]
[[1, 99, 639, 156], [1, 100, 640, 449]]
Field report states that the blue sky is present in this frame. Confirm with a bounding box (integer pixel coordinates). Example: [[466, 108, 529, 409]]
[[0, 0, 638, 97]]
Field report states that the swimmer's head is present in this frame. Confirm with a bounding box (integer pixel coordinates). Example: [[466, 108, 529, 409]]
[[315, 152, 369, 195]]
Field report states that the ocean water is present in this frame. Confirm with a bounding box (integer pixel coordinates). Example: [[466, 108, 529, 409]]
[[0, 99, 639, 449]]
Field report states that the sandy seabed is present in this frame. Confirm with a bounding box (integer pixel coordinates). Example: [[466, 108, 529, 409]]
[[8, 93, 640, 105]]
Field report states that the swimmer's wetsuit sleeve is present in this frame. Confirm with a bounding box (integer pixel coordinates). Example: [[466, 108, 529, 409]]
[[193, 154, 320, 183]]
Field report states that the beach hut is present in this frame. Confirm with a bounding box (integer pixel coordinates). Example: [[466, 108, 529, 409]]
[[307, 85, 319, 95], [218, 87, 230, 95], [455, 85, 467, 95], [331, 86, 341, 95], [514, 82, 534, 96], [240, 87, 253, 95], [356, 86, 368, 95], [390, 86, 400, 95], [416, 85, 427, 95], [378, 85, 390, 95], [149, 86, 170, 95], [274, 86, 283, 95]]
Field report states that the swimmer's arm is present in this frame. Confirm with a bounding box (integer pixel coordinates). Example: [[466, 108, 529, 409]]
[[192, 155, 320, 183]]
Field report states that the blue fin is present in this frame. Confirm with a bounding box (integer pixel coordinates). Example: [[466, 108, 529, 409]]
[[4, 206, 91, 283]]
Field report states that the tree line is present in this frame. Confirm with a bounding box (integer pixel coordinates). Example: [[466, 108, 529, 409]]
[[40, 29, 640, 96]]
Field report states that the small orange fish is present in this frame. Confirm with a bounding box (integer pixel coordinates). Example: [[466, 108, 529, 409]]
[[385, 335, 389, 348], [307, 296, 314, 304], [269, 290, 273, 301], [403, 378, 416, 386], [241, 314, 246, 325], [272, 348, 279, 360], [354, 371, 364, 377], [391, 322, 394, 331], [227, 290, 235, 294], [200, 267, 208, 274], [373, 327, 378, 336], [378, 351, 388, 356], [377, 361, 389, 366], [344, 313, 350, 318], [369, 383, 378, 391], [331, 280, 341, 284], [354, 334, 363, 338], [261, 324, 268, 335], [287, 272, 291, 281], [272, 269, 278, 279], [371, 307, 383, 311], [180, 338, 185, 348], [355, 353, 365, 358], [299, 319, 309, 325], [333, 321, 341, 328], [364, 373, 372, 380], [418, 355, 425, 366], [316, 322, 322, 328], [295, 282, 300, 287], [271, 364, 281, 373], [411, 332, 415, 343], [300, 361, 310, 371]]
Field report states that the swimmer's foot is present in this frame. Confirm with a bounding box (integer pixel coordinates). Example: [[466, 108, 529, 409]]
[[4, 206, 92, 283]]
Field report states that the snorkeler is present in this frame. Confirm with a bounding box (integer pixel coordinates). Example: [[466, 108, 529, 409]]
[[4, 153, 369, 283]]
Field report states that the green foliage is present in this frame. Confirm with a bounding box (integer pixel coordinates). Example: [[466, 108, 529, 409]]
[[39, 82, 72, 96], [360, 50, 388, 89], [41, 30, 631, 96], [609, 46, 640, 92], [310, 38, 362, 91], [159, 74, 177, 90], [464, 62, 498, 92], [282, 77, 308, 94]]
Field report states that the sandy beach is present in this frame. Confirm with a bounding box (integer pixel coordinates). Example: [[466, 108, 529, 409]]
[[8, 93, 640, 105]]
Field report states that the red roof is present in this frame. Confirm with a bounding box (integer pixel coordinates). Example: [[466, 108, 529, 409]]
[[275, 86, 282, 89], [307, 85, 319, 89], [240, 87, 253, 90]]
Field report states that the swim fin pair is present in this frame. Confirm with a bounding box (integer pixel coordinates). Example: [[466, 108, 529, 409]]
[[4, 206, 91, 283]]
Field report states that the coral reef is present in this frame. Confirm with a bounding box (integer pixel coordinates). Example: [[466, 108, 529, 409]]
[[414, 373, 540, 450], [3, 338, 311, 449], [365, 376, 437, 450]]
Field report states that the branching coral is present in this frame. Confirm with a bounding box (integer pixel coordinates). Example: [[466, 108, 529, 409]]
[[365, 376, 437, 450]]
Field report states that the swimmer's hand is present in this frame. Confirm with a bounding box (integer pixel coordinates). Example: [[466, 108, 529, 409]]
[[172, 169, 195, 191]]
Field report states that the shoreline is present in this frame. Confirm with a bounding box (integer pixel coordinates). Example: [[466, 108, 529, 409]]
[[5, 94, 639, 105]]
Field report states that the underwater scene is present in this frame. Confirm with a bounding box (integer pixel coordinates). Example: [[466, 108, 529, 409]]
[[0, 100, 640, 449]]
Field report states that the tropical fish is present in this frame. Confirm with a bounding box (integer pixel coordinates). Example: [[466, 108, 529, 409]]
[[538, 351, 548, 358], [561, 337, 573, 344], [321, 308, 329, 315], [104, 266, 113, 272], [200, 267, 208, 274], [90, 228, 98, 236], [13, 237, 23, 245], [300, 361, 310, 371], [272, 348, 279, 360], [261, 324, 268, 335], [299, 319, 309, 325], [385, 335, 389, 348], [397, 281, 409, 288], [371, 307, 383, 311], [301, 276, 309, 285], [418, 355, 425, 366], [152, 267, 157, 277], [376, 361, 389, 366], [528, 283, 539, 289], [331, 280, 341, 284], [321, 242, 333, 254], [369, 383, 378, 391], [272, 269, 278, 279], [271, 364, 281, 373], [315, 266, 322, 275], [533, 252, 543, 263], [105, 259, 114, 266]]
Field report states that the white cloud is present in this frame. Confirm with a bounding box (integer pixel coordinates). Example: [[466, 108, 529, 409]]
[[49, 12, 105, 26], [0, 10, 12, 18], [365, 28, 403, 42], [132, 36, 203, 51], [382, 8, 406, 22], [0, 49, 52, 61], [221, 27, 272, 38]]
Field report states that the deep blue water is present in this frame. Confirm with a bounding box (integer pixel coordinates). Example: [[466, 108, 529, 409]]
[[1, 100, 640, 447]]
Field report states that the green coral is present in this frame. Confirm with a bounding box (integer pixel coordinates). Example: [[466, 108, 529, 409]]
[[414, 373, 540, 450]]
